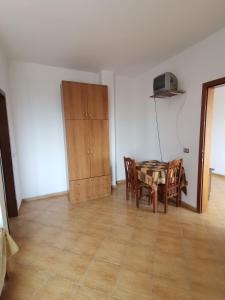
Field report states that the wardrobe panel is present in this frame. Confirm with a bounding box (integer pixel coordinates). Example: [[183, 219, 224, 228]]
[[87, 85, 108, 119], [62, 81, 87, 120], [89, 120, 110, 177], [89, 176, 111, 199], [65, 120, 90, 180]]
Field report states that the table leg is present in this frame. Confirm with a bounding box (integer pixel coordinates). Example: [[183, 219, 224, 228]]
[[178, 188, 181, 207], [152, 185, 158, 213]]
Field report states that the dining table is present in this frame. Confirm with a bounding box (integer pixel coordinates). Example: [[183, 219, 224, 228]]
[[136, 160, 188, 212]]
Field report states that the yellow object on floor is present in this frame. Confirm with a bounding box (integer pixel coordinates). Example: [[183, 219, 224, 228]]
[[0, 228, 19, 295]]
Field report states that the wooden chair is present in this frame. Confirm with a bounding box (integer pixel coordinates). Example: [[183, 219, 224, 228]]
[[124, 157, 136, 200], [124, 157, 155, 210], [162, 159, 183, 213]]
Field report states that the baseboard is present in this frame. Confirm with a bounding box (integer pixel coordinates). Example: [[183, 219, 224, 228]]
[[212, 172, 225, 179], [116, 180, 125, 185], [111, 180, 125, 189], [181, 200, 197, 212], [23, 191, 68, 202]]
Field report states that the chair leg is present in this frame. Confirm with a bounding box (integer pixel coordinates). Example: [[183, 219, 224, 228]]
[[178, 189, 181, 206], [140, 187, 143, 198], [153, 197, 155, 213], [133, 185, 137, 199], [131, 184, 136, 199], [147, 188, 151, 205], [126, 183, 129, 200], [164, 196, 167, 213], [136, 188, 139, 208], [151, 189, 156, 212], [136, 197, 139, 208]]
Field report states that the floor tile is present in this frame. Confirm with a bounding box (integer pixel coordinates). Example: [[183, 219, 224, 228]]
[[114, 269, 153, 298], [75, 286, 115, 300], [32, 275, 79, 300], [95, 239, 126, 265], [4, 176, 225, 300], [121, 243, 154, 273], [81, 260, 120, 293]]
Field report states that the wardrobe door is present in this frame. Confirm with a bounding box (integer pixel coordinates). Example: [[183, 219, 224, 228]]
[[89, 120, 110, 177], [87, 85, 108, 119], [62, 81, 87, 120], [65, 120, 90, 180]]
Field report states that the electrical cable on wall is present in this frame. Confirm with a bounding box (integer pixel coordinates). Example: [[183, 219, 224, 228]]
[[176, 94, 187, 149], [154, 97, 163, 161]]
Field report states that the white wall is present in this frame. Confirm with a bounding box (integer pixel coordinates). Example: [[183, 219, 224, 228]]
[[100, 71, 117, 186], [131, 27, 225, 207], [115, 75, 143, 180], [9, 61, 99, 199], [211, 85, 225, 175]]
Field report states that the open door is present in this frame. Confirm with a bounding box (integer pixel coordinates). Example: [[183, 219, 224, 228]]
[[199, 88, 214, 212], [197, 77, 225, 213], [0, 90, 18, 217]]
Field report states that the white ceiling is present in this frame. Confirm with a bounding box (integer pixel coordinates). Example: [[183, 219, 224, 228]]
[[1, 0, 225, 76]]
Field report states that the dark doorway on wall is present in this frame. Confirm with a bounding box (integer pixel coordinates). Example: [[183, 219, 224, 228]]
[[197, 76, 225, 213], [0, 89, 18, 217]]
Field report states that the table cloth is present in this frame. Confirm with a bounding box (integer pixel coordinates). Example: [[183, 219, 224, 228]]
[[136, 160, 187, 194], [0, 228, 19, 295]]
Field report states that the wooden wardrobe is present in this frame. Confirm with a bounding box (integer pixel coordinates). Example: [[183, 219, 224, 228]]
[[61, 81, 111, 203]]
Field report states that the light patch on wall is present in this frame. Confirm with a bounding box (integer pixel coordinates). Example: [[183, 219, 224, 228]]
[[211, 85, 225, 175]]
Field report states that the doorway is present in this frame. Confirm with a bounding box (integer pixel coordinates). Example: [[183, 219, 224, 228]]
[[197, 76, 225, 213], [0, 89, 18, 217]]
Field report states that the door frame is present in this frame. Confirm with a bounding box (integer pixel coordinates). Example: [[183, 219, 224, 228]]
[[0, 89, 18, 217], [0, 150, 9, 230], [197, 76, 225, 213]]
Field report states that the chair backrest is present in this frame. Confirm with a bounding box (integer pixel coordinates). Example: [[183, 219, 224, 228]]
[[165, 159, 183, 195], [124, 157, 137, 187]]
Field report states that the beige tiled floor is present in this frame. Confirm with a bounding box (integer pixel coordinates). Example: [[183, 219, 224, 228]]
[[1, 176, 225, 300]]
